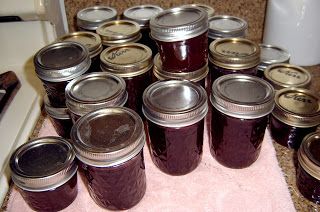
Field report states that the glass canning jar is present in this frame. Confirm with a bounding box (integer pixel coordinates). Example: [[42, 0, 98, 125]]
[[100, 43, 153, 116], [210, 74, 275, 169], [10, 137, 78, 211], [96, 20, 142, 47], [143, 80, 208, 175], [297, 132, 320, 204], [181, 4, 215, 17], [34, 41, 91, 107], [270, 88, 320, 150], [263, 63, 311, 90], [71, 107, 146, 210], [150, 6, 208, 72], [65, 72, 127, 123], [77, 6, 117, 32]]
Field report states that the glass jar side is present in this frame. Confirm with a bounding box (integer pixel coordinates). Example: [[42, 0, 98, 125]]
[[42, 80, 69, 107], [47, 115, 73, 139]]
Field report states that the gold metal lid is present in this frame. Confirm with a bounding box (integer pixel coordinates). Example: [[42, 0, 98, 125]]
[[273, 88, 320, 128], [298, 132, 320, 180], [264, 63, 311, 90], [153, 53, 208, 82], [100, 43, 153, 78], [96, 20, 141, 46], [58, 31, 103, 58], [209, 38, 260, 70]]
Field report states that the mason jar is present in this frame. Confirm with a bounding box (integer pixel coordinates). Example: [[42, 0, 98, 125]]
[[210, 74, 274, 168], [150, 6, 208, 72], [100, 43, 153, 115], [34, 41, 91, 107], [77, 6, 117, 31], [58, 31, 103, 72], [71, 107, 146, 210], [181, 4, 215, 17], [10, 137, 78, 211], [65, 72, 127, 123], [270, 87, 320, 150], [96, 20, 142, 47], [143, 80, 208, 175]]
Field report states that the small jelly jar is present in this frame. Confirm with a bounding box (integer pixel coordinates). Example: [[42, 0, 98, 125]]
[[153, 53, 208, 88], [58, 31, 103, 72], [65, 72, 128, 123], [150, 6, 208, 72], [181, 4, 215, 17], [44, 95, 73, 138], [208, 15, 248, 44], [123, 4, 163, 56], [77, 6, 117, 31], [297, 132, 320, 204], [263, 63, 311, 90], [10, 137, 78, 211], [71, 107, 146, 210], [96, 20, 142, 47], [270, 87, 320, 150], [100, 43, 153, 115], [34, 41, 91, 107], [210, 74, 274, 169], [257, 44, 290, 77], [143, 80, 208, 175]]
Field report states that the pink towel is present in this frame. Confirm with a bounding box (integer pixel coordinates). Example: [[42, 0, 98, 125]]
[[6, 118, 295, 211]]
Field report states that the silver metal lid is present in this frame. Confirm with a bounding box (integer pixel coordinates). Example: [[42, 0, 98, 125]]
[[208, 15, 248, 39], [77, 6, 117, 30], [71, 107, 145, 167], [143, 80, 208, 127], [65, 72, 128, 116], [123, 5, 163, 28], [58, 31, 103, 58], [100, 43, 153, 77], [298, 132, 320, 180], [264, 63, 311, 90], [272, 87, 320, 128], [210, 74, 275, 119], [180, 4, 215, 17], [44, 95, 70, 120], [10, 136, 77, 191], [258, 44, 290, 71], [34, 41, 91, 82], [150, 6, 208, 42], [153, 53, 208, 82]]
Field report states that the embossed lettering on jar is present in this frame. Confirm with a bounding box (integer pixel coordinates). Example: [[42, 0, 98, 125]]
[[297, 132, 320, 204], [210, 74, 274, 169], [270, 88, 320, 150], [150, 6, 208, 72], [10, 137, 78, 211], [143, 80, 208, 175], [71, 107, 146, 210]]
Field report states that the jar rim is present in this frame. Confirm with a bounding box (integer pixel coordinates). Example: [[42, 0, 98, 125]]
[[208, 15, 247, 39]]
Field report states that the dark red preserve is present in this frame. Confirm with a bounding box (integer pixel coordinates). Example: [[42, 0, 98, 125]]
[[143, 80, 208, 175], [10, 137, 78, 211], [210, 74, 274, 168], [71, 107, 146, 210]]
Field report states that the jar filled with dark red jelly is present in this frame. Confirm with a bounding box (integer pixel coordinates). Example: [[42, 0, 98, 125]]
[[297, 132, 320, 204], [123, 4, 163, 56], [34, 41, 91, 107], [210, 74, 274, 169], [150, 6, 208, 72], [153, 53, 208, 88], [10, 137, 78, 211], [65, 72, 127, 123], [96, 20, 142, 47], [270, 88, 320, 150], [58, 31, 103, 72], [263, 63, 311, 90], [77, 6, 117, 32], [44, 95, 73, 138], [143, 80, 208, 175], [71, 107, 146, 210], [100, 43, 153, 115], [208, 15, 247, 44], [181, 3, 215, 17]]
